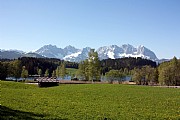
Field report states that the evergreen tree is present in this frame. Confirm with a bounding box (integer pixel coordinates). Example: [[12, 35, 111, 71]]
[[45, 69, 49, 77], [56, 66, 60, 78], [55, 62, 67, 79], [37, 68, 42, 77], [59, 62, 66, 79], [123, 68, 129, 75], [52, 70, 56, 77]]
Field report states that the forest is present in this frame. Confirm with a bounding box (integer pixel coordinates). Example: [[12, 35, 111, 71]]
[[0, 50, 179, 86]]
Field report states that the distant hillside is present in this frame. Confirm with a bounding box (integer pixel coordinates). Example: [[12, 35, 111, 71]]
[[0, 50, 22, 59], [0, 50, 44, 59]]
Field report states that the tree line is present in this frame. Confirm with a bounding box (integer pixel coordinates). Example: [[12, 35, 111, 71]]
[[100, 57, 157, 75], [0, 53, 179, 86], [131, 57, 180, 86], [0, 57, 77, 80]]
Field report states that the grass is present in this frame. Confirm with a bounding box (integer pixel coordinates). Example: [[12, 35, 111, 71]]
[[1, 81, 180, 120]]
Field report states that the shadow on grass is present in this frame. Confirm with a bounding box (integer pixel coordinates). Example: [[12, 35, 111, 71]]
[[0, 105, 67, 120]]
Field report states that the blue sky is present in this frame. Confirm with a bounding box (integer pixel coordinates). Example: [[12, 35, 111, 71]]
[[0, 0, 180, 59]]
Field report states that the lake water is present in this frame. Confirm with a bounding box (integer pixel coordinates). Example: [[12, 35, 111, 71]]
[[6, 76, 132, 81]]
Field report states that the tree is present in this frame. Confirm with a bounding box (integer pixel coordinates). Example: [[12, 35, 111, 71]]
[[100, 57, 157, 73], [118, 69, 126, 84], [12, 60, 22, 81], [158, 57, 180, 86], [59, 62, 67, 78], [132, 66, 157, 85], [37, 68, 42, 77], [0, 62, 8, 80], [84, 59, 89, 80], [158, 61, 167, 85], [21, 66, 28, 81], [76, 49, 101, 81], [170, 57, 180, 86], [132, 68, 143, 85], [106, 70, 125, 84], [123, 68, 129, 75], [76, 61, 86, 80], [88, 49, 101, 81], [45, 69, 49, 77], [52, 70, 56, 77], [76, 60, 89, 80], [55, 62, 67, 79], [153, 68, 159, 85], [56, 66, 60, 78]]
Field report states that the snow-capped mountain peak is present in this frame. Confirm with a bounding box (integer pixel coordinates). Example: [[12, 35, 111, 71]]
[[96, 44, 158, 61], [35, 44, 64, 58], [0, 44, 158, 62], [63, 45, 80, 55]]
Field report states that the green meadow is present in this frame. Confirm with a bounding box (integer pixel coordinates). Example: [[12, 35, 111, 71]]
[[1, 81, 180, 120]]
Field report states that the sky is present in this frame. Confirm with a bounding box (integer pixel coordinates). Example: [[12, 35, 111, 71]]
[[0, 0, 180, 59]]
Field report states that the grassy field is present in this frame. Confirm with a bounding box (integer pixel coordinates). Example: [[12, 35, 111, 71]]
[[1, 81, 180, 120]]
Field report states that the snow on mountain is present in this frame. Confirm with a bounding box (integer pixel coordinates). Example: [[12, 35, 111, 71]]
[[64, 51, 82, 59], [97, 45, 124, 59], [136, 45, 157, 60], [64, 47, 91, 62], [63, 45, 80, 55], [107, 51, 115, 59], [121, 44, 136, 54], [35, 44, 65, 59], [34, 44, 158, 62], [35, 44, 91, 62], [96, 44, 158, 61], [0, 43, 162, 63], [1, 44, 159, 62]]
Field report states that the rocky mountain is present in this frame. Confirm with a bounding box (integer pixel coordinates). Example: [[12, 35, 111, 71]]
[[0, 44, 159, 62], [96, 44, 158, 61], [64, 47, 92, 62], [34, 44, 158, 62], [63, 45, 80, 56], [35, 45, 65, 59]]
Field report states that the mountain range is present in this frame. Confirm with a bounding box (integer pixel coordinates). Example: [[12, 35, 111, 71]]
[[0, 44, 161, 62]]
